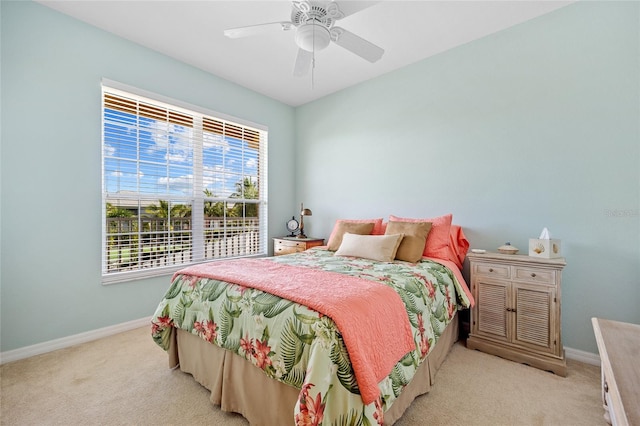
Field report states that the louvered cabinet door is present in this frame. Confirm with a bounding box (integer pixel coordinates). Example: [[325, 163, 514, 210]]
[[512, 282, 557, 355], [474, 279, 511, 343]]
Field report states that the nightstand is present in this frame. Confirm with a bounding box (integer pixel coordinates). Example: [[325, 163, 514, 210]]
[[273, 237, 324, 256], [466, 252, 567, 376]]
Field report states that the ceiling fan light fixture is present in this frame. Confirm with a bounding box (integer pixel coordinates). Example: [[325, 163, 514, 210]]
[[295, 23, 331, 52]]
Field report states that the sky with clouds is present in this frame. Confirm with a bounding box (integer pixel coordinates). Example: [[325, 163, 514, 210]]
[[104, 108, 259, 203]]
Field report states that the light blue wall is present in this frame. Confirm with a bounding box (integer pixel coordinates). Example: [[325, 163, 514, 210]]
[[1, 1, 638, 355], [0, 1, 296, 352], [295, 2, 639, 353]]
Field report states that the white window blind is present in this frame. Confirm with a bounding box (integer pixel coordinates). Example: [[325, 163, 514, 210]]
[[102, 82, 268, 283]]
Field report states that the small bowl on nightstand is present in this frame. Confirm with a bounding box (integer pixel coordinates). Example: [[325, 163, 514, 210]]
[[497, 242, 519, 255]]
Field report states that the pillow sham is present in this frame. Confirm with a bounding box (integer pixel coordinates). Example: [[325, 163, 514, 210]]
[[326, 222, 376, 251], [448, 225, 470, 270], [389, 213, 452, 260], [326, 218, 383, 250], [335, 233, 404, 262], [385, 221, 432, 263]]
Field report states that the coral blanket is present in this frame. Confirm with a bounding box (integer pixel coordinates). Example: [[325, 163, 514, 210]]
[[174, 258, 416, 404]]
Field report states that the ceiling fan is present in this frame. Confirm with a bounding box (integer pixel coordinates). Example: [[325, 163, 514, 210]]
[[224, 1, 384, 77]]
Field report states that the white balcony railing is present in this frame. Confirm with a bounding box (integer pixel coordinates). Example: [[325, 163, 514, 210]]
[[105, 217, 261, 273]]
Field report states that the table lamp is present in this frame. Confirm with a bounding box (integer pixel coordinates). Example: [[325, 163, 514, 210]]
[[298, 203, 312, 238]]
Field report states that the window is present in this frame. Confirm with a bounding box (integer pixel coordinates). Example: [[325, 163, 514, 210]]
[[102, 81, 268, 283]]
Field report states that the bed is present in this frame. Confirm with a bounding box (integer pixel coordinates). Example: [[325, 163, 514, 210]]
[[152, 215, 473, 425]]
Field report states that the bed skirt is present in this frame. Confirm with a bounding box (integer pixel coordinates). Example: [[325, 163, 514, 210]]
[[167, 313, 459, 425]]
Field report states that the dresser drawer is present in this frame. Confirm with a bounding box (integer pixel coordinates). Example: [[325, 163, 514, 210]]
[[473, 262, 511, 279], [513, 267, 556, 284], [273, 237, 324, 256], [274, 240, 306, 255], [275, 246, 303, 255], [276, 240, 307, 249]]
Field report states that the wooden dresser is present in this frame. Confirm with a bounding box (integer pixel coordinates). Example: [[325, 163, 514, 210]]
[[467, 252, 567, 376], [592, 318, 640, 426], [273, 237, 324, 256]]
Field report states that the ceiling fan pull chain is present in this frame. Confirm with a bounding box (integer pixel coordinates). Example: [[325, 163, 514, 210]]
[[311, 20, 315, 89]]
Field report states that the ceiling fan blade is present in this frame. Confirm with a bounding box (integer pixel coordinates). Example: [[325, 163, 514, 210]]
[[293, 48, 313, 77], [224, 22, 293, 39], [330, 27, 384, 63], [331, 1, 380, 19]]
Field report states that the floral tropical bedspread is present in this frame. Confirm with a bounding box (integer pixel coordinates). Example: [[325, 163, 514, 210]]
[[151, 248, 471, 426]]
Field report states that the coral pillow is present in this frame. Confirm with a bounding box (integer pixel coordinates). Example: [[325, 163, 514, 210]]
[[385, 221, 432, 263], [326, 218, 384, 251], [448, 225, 470, 270], [389, 214, 452, 260], [335, 233, 404, 262]]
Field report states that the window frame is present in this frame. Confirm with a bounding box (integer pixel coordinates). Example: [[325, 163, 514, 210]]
[[101, 79, 268, 284]]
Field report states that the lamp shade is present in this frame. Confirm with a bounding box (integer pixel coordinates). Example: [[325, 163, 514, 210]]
[[301, 208, 312, 216]]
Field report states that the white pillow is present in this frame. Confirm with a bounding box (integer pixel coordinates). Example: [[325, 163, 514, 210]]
[[334, 233, 404, 262]]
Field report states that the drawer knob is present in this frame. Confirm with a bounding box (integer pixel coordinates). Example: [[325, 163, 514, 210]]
[[489, 268, 494, 272], [604, 381, 609, 393], [531, 272, 537, 278]]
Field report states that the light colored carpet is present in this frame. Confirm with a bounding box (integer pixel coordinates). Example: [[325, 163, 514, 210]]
[[1, 326, 604, 425]]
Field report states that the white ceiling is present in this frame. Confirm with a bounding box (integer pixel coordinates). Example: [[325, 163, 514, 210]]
[[38, 0, 573, 107]]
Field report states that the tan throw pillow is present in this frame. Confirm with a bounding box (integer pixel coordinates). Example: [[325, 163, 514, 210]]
[[389, 214, 451, 260], [386, 221, 432, 263], [327, 222, 375, 251], [334, 233, 404, 262]]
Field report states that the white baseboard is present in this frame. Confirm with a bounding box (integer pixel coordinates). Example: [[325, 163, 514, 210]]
[[565, 346, 600, 366], [1, 317, 602, 368], [0, 316, 152, 365]]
